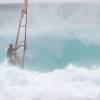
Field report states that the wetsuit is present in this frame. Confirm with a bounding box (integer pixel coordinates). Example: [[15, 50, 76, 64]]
[[7, 47, 14, 57]]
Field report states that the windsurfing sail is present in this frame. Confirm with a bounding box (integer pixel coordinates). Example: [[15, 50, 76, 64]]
[[14, 0, 28, 68]]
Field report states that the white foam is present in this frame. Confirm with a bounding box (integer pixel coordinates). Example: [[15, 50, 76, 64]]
[[0, 62, 100, 100]]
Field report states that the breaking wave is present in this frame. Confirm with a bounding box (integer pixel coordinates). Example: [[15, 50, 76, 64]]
[[0, 60, 100, 100], [0, 3, 100, 100], [0, 3, 100, 69]]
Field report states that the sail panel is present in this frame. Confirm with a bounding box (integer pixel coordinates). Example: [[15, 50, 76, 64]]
[[14, 0, 28, 67]]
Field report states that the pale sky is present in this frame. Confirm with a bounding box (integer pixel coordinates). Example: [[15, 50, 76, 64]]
[[0, 0, 100, 3]]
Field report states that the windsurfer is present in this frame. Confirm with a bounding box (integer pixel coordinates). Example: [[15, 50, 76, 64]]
[[7, 44, 26, 65]]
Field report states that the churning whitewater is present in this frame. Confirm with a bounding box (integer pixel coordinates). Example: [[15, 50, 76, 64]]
[[0, 60, 100, 100]]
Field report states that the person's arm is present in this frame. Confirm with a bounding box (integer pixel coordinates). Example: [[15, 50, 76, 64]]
[[14, 45, 28, 50]]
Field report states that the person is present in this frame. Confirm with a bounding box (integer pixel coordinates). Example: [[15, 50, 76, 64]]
[[7, 44, 17, 65], [7, 44, 27, 65], [7, 44, 15, 58], [7, 44, 27, 57]]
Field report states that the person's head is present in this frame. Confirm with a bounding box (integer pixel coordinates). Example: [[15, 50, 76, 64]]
[[9, 44, 13, 48]]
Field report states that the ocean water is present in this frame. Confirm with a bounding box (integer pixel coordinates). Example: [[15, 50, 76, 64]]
[[0, 3, 100, 100]]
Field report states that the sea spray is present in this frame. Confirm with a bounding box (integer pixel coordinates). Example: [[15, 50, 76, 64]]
[[0, 62, 100, 100]]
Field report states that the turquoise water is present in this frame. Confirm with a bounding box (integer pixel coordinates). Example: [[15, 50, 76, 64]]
[[1, 34, 100, 71], [0, 3, 100, 72], [0, 3, 100, 71]]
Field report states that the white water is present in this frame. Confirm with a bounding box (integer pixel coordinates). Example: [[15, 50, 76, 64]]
[[0, 61, 100, 100]]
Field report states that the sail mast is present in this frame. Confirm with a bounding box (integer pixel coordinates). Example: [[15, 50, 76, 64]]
[[14, 0, 28, 67], [23, 0, 28, 65]]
